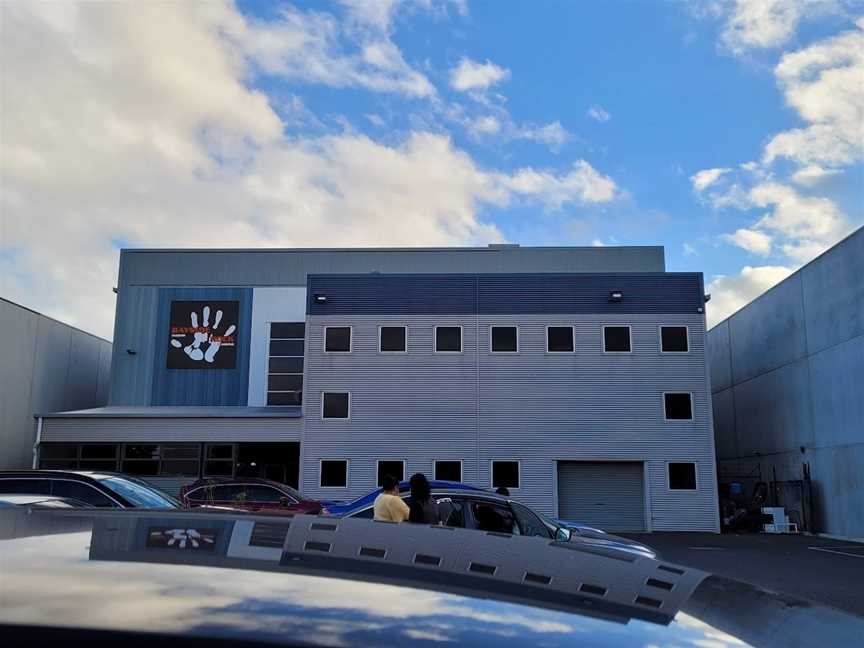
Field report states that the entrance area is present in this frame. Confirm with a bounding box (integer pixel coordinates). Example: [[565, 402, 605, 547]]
[[235, 443, 300, 487], [557, 461, 646, 532]]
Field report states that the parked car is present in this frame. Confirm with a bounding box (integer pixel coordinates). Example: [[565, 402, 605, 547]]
[[0, 494, 94, 509], [319, 479, 484, 516], [179, 477, 322, 514], [339, 486, 656, 559], [0, 470, 180, 509]]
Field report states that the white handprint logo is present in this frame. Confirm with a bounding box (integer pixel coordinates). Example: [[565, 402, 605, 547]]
[[170, 304, 236, 364]]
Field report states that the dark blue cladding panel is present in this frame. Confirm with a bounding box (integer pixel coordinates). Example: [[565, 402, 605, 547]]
[[151, 287, 252, 406], [308, 273, 703, 315]]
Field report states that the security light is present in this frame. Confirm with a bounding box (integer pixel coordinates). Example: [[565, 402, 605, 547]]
[[313, 293, 327, 304], [609, 290, 623, 302]]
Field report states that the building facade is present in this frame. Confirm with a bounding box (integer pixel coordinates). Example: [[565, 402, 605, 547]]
[[0, 298, 111, 469], [36, 245, 719, 532], [707, 227, 864, 540]]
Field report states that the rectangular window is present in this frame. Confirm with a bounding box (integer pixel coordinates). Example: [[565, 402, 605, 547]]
[[661, 326, 689, 353], [491, 461, 520, 489], [435, 326, 462, 353], [268, 321, 304, 407], [325, 326, 352, 353], [160, 444, 201, 477], [322, 392, 350, 419], [546, 326, 574, 352], [668, 463, 697, 490], [491, 326, 518, 352], [320, 460, 348, 488], [121, 444, 159, 475], [434, 460, 462, 482], [379, 326, 407, 353], [664, 393, 693, 420], [377, 460, 406, 486], [603, 325, 632, 352], [204, 443, 235, 477]]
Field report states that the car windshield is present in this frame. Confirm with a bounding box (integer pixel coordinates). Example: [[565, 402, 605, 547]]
[[99, 477, 179, 509]]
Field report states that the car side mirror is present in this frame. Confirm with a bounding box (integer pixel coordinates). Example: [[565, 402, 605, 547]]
[[555, 527, 571, 542]]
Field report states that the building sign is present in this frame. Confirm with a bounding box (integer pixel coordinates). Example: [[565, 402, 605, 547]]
[[168, 300, 238, 369]]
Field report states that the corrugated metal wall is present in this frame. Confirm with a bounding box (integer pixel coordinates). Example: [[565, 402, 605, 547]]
[[0, 299, 111, 469], [40, 416, 303, 442], [300, 311, 719, 532], [557, 462, 646, 531]]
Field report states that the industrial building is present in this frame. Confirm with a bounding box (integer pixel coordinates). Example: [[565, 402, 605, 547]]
[[0, 298, 111, 470], [708, 227, 864, 540], [35, 245, 719, 532]]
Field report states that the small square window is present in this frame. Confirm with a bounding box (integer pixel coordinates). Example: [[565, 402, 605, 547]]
[[492, 461, 520, 489], [547, 326, 574, 352], [668, 463, 697, 490], [435, 326, 462, 352], [377, 460, 405, 486], [322, 392, 350, 419], [270, 322, 305, 339], [604, 326, 631, 352], [325, 327, 351, 353], [434, 460, 462, 482], [491, 326, 518, 352], [380, 326, 407, 352], [664, 393, 693, 420], [661, 326, 689, 353], [320, 460, 348, 488]]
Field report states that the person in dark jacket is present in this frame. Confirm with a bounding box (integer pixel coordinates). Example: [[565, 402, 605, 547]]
[[407, 473, 440, 524]]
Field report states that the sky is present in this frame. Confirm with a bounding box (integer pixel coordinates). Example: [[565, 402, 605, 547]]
[[1, 0, 862, 340]]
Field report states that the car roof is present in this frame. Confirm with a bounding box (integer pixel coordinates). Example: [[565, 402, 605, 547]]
[[186, 477, 294, 489], [0, 470, 117, 481]]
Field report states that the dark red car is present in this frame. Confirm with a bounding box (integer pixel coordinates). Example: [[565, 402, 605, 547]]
[[179, 477, 321, 515]]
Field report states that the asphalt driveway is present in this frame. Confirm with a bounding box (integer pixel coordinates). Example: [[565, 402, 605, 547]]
[[623, 532, 864, 618]]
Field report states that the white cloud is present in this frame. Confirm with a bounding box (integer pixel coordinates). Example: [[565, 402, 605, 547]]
[[721, 228, 774, 255], [586, 104, 611, 123], [0, 1, 619, 339], [790, 164, 842, 185], [449, 57, 510, 92], [471, 115, 502, 135], [690, 167, 732, 192], [763, 17, 864, 168], [502, 160, 617, 208], [683, 242, 698, 256], [706, 265, 794, 326], [720, 0, 804, 53], [514, 120, 570, 149], [237, 3, 436, 98]]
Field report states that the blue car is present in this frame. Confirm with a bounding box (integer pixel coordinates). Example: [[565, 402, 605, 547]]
[[319, 480, 484, 516]]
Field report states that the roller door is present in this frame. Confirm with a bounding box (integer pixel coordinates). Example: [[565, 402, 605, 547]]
[[557, 461, 646, 532]]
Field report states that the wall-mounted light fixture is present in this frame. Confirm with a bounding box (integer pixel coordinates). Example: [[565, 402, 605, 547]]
[[608, 290, 623, 302], [704, 293, 712, 303], [313, 293, 328, 304], [126, 349, 137, 356]]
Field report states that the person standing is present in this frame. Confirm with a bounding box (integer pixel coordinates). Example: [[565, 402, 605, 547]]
[[373, 474, 410, 522], [407, 473, 440, 524]]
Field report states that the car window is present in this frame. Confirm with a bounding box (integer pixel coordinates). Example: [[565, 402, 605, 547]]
[[470, 501, 516, 534], [51, 481, 116, 508], [351, 506, 375, 519], [185, 487, 211, 502], [100, 477, 178, 509], [245, 485, 285, 503], [435, 498, 465, 528], [211, 485, 246, 502], [0, 479, 52, 495], [511, 502, 552, 538]]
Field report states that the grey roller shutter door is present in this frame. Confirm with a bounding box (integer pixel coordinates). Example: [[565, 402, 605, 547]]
[[557, 462, 646, 532]]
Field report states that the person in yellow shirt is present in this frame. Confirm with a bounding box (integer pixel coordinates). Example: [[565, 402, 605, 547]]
[[373, 474, 410, 522]]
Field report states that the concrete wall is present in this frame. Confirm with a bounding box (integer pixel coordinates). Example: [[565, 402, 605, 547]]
[[707, 227, 864, 538], [0, 299, 111, 469]]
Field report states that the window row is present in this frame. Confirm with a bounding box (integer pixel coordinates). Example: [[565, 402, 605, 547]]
[[323, 324, 690, 354], [39, 443, 241, 477], [321, 391, 695, 421], [318, 458, 699, 491]]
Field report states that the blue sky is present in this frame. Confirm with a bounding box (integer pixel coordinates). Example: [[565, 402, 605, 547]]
[[1, 0, 862, 338]]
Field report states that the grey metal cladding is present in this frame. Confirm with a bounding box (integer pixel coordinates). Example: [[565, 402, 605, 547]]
[[118, 245, 666, 286], [307, 273, 704, 315]]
